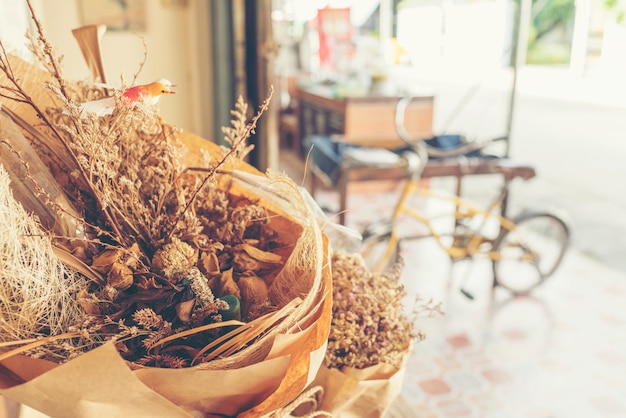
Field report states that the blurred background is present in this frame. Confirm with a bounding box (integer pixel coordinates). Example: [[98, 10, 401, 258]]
[[269, 0, 626, 274], [1, 0, 624, 274], [1, 0, 626, 416]]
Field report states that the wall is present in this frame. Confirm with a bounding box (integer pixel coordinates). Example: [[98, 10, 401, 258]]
[[29, 0, 212, 137]]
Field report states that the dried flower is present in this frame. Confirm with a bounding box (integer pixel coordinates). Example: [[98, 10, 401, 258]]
[[151, 237, 197, 282], [325, 252, 417, 370], [133, 308, 165, 330]]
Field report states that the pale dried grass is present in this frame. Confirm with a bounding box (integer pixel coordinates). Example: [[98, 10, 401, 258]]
[[0, 165, 87, 341]]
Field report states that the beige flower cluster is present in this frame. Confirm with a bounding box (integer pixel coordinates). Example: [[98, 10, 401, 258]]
[[325, 252, 416, 370]]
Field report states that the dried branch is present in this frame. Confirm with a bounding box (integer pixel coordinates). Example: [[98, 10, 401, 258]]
[[164, 87, 273, 243], [131, 36, 149, 86], [0, 43, 125, 244], [25, 0, 69, 100]]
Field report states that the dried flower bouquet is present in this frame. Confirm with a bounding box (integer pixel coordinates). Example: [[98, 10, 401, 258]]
[[0, 3, 331, 416], [307, 251, 440, 417]]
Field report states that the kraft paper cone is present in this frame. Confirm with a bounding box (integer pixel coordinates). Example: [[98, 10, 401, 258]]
[[310, 346, 411, 418], [0, 343, 189, 418], [132, 354, 290, 416]]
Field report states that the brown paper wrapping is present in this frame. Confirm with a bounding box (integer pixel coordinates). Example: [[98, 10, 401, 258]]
[[0, 343, 190, 418], [0, 54, 333, 417], [310, 346, 412, 418], [0, 258, 331, 417]]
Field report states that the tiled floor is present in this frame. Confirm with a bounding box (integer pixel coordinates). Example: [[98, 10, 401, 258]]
[[279, 150, 626, 418]]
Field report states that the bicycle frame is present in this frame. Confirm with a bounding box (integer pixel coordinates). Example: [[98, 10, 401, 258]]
[[369, 177, 536, 272]]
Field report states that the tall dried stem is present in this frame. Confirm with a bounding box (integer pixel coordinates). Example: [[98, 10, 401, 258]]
[[24, 0, 69, 100], [165, 88, 273, 243], [0, 42, 125, 244]]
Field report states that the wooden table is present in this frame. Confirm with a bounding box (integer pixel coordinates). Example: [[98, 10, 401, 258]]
[[296, 82, 434, 152], [309, 151, 536, 225], [296, 82, 535, 226]]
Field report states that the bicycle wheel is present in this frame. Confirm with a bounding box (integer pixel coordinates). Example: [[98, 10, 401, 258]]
[[360, 219, 400, 272], [492, 211, 570, 295]]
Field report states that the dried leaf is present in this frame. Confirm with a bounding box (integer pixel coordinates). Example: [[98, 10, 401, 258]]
[[52, 246, 105, 286], [91, 249, 122, 274], [219, 268, 240, 299], [198, 251, 220, 276], [238, 274, 268, 320], [125, 243, 142, 270], [107, 262, 134, 290], [232, 251, 262, 272], [135, 275, 160, 290], [241, 244, 282, 264], [77, 289, 100, 315]]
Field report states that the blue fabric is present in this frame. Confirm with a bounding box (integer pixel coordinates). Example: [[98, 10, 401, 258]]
[[425, 134, 464, 150], [303, 134, 498, 181], [304, 135, 345, 182]]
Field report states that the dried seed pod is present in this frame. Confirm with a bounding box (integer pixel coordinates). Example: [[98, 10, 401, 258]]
[[238, 274, 269, 320], [175, 299, 196, 323], [198, 251, 220, 277]]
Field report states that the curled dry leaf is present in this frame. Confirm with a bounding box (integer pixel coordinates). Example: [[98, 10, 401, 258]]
[[240, 243, 282, 264], [198, 251, 220, 276], [232, 251, 263, 272], [91, 244, 141, 276], [218, 268, 240, 299], [91, 248, 122, 274], [238, 274, 269, 321], [232, 243, 283, 282], [76, 289, 100, 315], [107, 262, 134, 290]]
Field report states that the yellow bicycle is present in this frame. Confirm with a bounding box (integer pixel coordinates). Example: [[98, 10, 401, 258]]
[[360, 98, 570, 297]]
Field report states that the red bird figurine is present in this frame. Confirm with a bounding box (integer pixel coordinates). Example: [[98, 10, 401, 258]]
[[79, 79, 176, 116]]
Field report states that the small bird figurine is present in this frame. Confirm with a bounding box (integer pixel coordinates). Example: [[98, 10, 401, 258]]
[[79, 79, 176, 116]]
